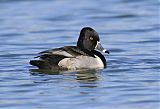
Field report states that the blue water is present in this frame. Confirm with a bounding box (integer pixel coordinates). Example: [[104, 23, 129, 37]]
[[0, 0, 159, 109]]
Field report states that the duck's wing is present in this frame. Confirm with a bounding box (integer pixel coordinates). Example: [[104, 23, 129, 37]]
[[39, 46, 91, 57], [39, 47, 73, 57]]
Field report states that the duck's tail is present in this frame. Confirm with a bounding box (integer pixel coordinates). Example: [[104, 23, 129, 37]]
[[30, 60, 50, 69]]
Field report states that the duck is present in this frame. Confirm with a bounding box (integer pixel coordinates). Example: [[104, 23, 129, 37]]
[[30, 27, 109, 70]]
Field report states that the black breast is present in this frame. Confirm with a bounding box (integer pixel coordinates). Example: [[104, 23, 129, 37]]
[[92, 50, 107, 67]]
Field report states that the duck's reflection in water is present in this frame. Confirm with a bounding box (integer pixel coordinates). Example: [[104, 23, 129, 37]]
[[30, 68, 103, 84], [72, 69, 101, 83]]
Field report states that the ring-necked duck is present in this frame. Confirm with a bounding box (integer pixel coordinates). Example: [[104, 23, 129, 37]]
[[30, 27, 109, 70]]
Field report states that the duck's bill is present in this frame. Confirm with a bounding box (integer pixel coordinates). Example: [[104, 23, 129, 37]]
[[95, 42, 110, 54]]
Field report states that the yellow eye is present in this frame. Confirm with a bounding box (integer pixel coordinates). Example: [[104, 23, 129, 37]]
[[90, 37, 93, 41]]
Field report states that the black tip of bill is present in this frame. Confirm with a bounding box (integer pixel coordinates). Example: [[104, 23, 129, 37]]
[[105, 50, 110, 54]]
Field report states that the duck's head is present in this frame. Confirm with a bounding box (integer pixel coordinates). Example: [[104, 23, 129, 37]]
[[77, 27, 109, 54]]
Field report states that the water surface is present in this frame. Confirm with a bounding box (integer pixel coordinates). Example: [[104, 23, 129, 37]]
[[0, 0, 159, 109]]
